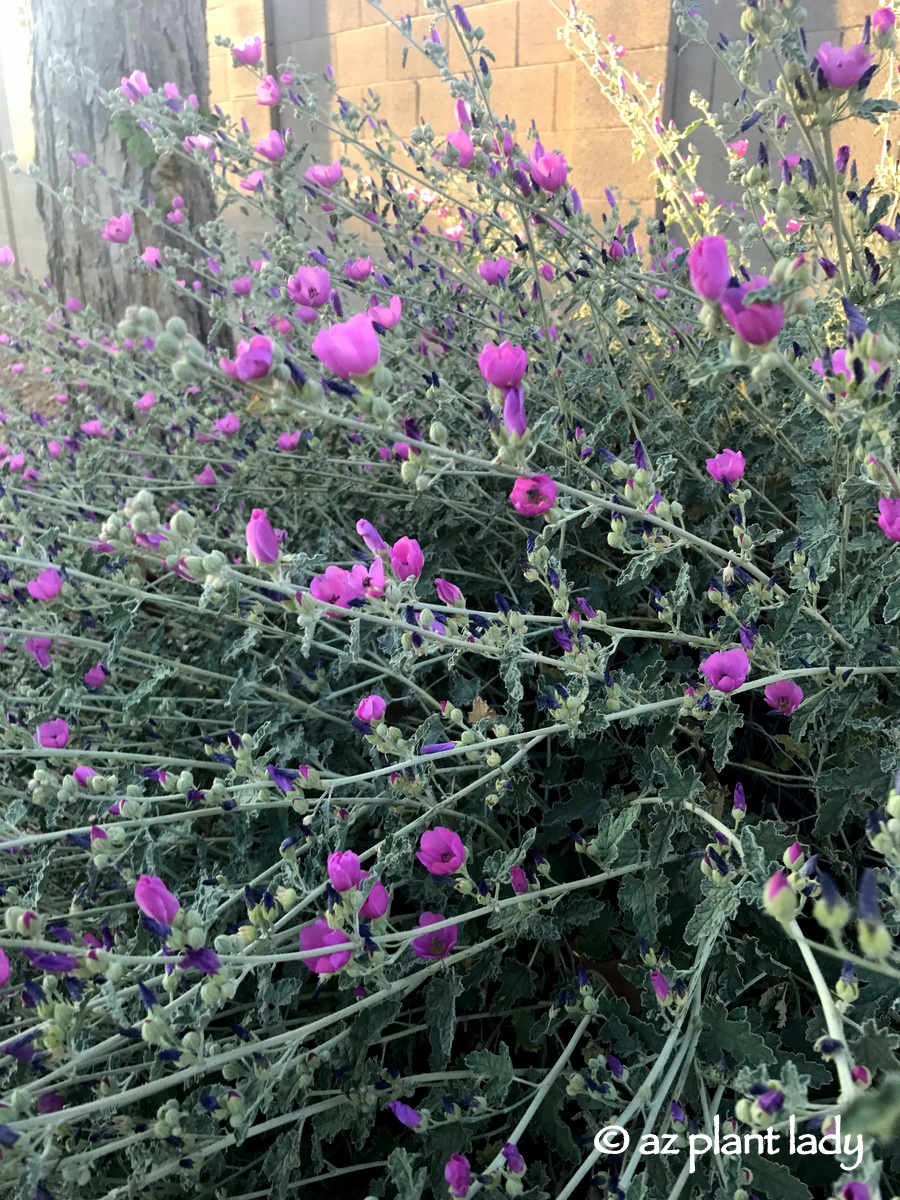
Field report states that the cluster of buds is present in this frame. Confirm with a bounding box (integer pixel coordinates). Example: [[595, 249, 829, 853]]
[[152, 314, 220, 385], [699, 834, 741, 885]]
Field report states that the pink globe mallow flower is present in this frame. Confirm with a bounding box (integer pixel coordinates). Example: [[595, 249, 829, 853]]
[[255, 130, 285, 161], [298, 918, 352, 974], [73, 766, 98, 787], [764, 679, 804, 716], [225, 334, 274, 382], [877, 496, 900, 541], [528, 143, 568, 191], [83, 662, 108, 688], [435, 577, 463, 604], [356, 519, 387, 552], [27, 568, 62, 601], [503, 386, 527, 437], [719, 276, 784, 346], [478, 340, 528, 388], [705, 449, 745, 484], [311, 313, 380, 379], [688, 235, 731, 302], [256, 75, 281, 105], [287, 266, 330, 309], [0, 247, 14, 266], [479, 257, 510, 284], [358, 873, 390, 919], [304, 161, 342, 188], [368, 295, 402, 329], [446, 129, 474, 168], [344, 257, 372, 281], [816, 41, 873, 89], [245, 508, 280, 564], [509, 474, 557, 515], [411, 912, 458, 959], [232, 36, 263, 66], [327, 850, 363, 892], [390, 536, 424, 580], [36, 719, 69, 749], [416, 827, 466, 875], [873, 7, 896, 37], [699, 648, 751, 693], [121, 69, 151, 102], [355, 695, 387, 723], [278, 431, 301, 451], [135, 875, 181, 927], [101, 214, 133, 244], [194, 465, 217, 485], [445, 1154, 472, 1199]]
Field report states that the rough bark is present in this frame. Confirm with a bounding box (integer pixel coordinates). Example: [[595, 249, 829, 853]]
[[29, 0, 218, 341]]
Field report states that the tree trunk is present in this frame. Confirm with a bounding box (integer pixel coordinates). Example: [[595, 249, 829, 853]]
[[29, 0, 218, 341]]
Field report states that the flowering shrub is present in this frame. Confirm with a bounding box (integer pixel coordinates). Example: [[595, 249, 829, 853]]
[[2, 1, 900, 1198]]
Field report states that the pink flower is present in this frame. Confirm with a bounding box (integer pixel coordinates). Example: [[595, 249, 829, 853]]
[[509, 474, 557, 515], [327, 850, 362, 892], [356, 519, 387, 552], [256, 75, 281, 105], [873, 8, 896, 37], [255, 130, 285, 161], [416, 827, 466, 875], [688, 236, 731, 302], [83, 662, 108, 688], [73, 766, 97, 786], [390, 536, 424, 580], [727, 139, 749, 158], [304, 161, 343, 188], [230, 335, 274, 382], [101, 214, 133, 244], [25, 637, 53, 668], [479, 257, 510, 284], [528, 143, 568, 191], [27, 568, 62, 601], [719, 275, 784, 346], [510, 865, 529, 893], [135, 875, 180, 926], [479, 340, 528, 388], [0, 946, 9, 987], [278, 431, 300, 451], [312, 313, 380, 379], [0, 247, 14, 267], [287, 266, 330, 309], [194, 465, 217, 485], [651, 970, 670, 1004], [136, 391, 156, 409], [121, 69, 151, 102], [690, 187, 706, 204], [816, 41, 873, 89], [763, 869, 798, 922], [344, 257, 372, 281], [705, 448, 745, 484], [232, 35, 263, 66], [141, 246, 161, 268], [240, 170, 266, 192], [699, 648, 751, 693], [503, 386, 527, 437], [298, 918, 351, 974], [358, 873, 390, 919], [447, 129, 474, 167], [388, 1100, 423, 1128], [444, 1154, 472, 1199], [246, 508, 280, 563], [435, 577, 463, 604], [411, 912, 458, 959], [355, 695, 387, 723], [36, 719, 69, 749], [785, 219, 803, 233], [213, 412, 240, 436], [764, 679, 803, 716], [368, 295, 402, 329], [877, 496, 900, 541]]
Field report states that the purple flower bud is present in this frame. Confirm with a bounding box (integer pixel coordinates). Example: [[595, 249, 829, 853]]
[[388, 1100, 423, 1128], [502, 1143, 526, 1174]]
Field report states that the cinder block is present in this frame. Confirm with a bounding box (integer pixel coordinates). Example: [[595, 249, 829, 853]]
[[670, 41, 714, 129], [270, 0, 311, 42], [490, 63, 557, 133], [387, 14, 445, 80], [517, 0, 575, 68], [360, 0, 423, 24], [447, 0, 519, 73], [337, 24, 390, 86], [206, 0, 265, 42], [565, 0, 674, 52], [208, 51, 231, 105], [561, 126, 656, 201], [416, 75, 462, 126], [311, 0, 361, 36], [284, 35, 338, 77]]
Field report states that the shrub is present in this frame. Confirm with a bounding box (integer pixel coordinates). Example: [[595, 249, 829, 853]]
[[1, 2, 900, 1198]]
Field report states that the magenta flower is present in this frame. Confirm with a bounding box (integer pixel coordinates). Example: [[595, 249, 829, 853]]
[[510, 865, 529, 894], [255, 130, 285, 161], [327, 850, 362, 892], [36, 719, 69, 749], [416, 827, 466, 875], [763, 869, 799, 922], [83, 662, 108, 688], [688, 235, 731, 302], [27, 568, 62, 601], [232, 276, 252, 296], [245, 508, 280, 564], [528, 143, 568, 191], [700, 648, 750, 693], [25, 637, 53, 668], [479, 257, 510, 284], [764, 679, 803, 715], [73, 766, 97, 786], [816, 41, 873, 89], [411, 912, 458, 959], [509, 474, 557, 515], [358, 873, 390, 919], [141, 246, 161, 268], [502, 1143, 526, 1175], [390, 536, 424, 581], [304, 161, 342, 188], [225, 334, 274, 382], [312, 313, 380, 379], [232, 35, 262, 66], [388, 1101, 422, 1128], [213, 412, 240, 436], [345, 256, 372, 281], [121, 69, 151, 102], [101, 214, 133, 244], [705, 448, 745, 484], [287, 266, 330, 309], [873, 8, 896, 37], [444, 1154, 472, 1199], [298, 918, 351, 974], [369, 295, 402, 329], [435, 577, 463, 604], [503, 386, 527, 437], [355, 694, 387, 723], [447, 129, 474, 168], [877, 496, 900, 541], [0, 946, 9, 988], [0, 246, 15, 267], [256, 75, 281, 105], [651, 970, 670, 1004], [478, 340, 528, 388], [135, 875, 180, 926], [840, 1185, 871, 1200], [194, 465, 217, 485], [356, 519, 387, 552], [719, 276, 784, 346]]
